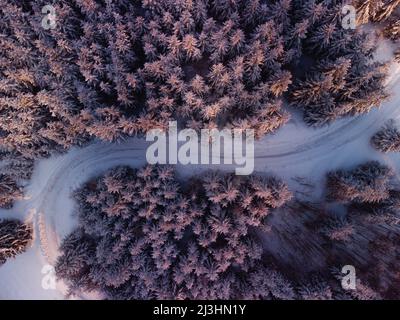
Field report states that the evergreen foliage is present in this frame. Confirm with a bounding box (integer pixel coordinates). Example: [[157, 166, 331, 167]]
[[56, 165, 293, 299], [0, 219, 32, 265], [326, 161, 393, 203], [371, 120, 400, 152]]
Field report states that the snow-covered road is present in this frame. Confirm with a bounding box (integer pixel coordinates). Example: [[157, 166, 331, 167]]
[[1, 57, 400, 299]]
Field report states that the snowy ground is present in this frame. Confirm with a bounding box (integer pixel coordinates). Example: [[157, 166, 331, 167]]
[[1, 49, 400, 299]]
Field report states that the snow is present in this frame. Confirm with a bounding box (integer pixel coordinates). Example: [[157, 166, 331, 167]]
[[1, 56, 400, 299]]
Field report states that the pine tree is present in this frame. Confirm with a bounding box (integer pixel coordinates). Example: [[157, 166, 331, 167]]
[[320, 216, 354, 242], [288, 1, 389, 126], [298, 277, 333, 300], [356, 0, 385, 24]]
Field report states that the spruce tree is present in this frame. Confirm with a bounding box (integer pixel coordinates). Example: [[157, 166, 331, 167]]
[[0, 219, 32, 265], [371, 120, 400, 152]]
